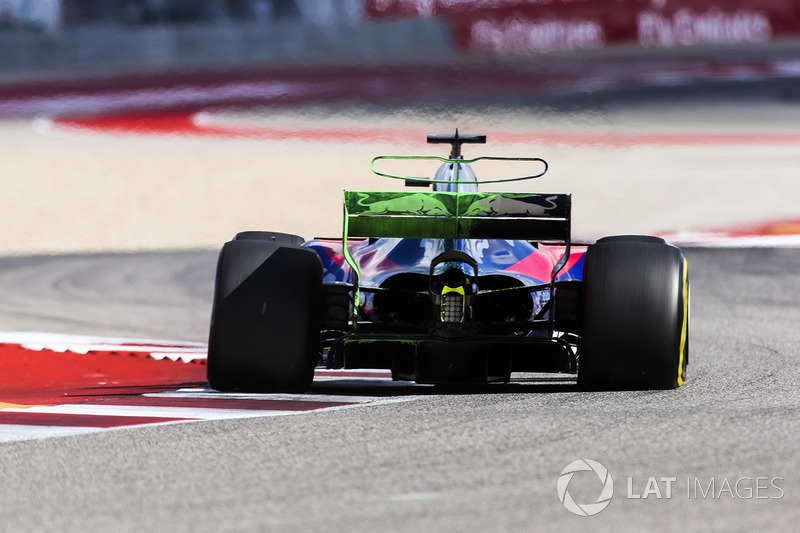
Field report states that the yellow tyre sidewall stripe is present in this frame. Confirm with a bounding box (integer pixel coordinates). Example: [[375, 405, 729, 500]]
[[677, 257, 689, 386]]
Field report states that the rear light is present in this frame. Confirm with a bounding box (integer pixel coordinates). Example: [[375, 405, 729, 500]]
[[440, 286, 465, 323]]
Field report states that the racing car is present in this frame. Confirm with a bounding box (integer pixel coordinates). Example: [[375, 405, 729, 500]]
[[207, 132, 689, 392]]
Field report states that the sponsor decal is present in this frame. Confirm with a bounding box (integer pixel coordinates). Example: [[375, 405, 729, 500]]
[[638, 8, 772, 47], [470, 17, 605, 53], [366, 1, 789, 52]]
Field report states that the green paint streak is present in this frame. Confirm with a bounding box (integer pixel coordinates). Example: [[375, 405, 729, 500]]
[[340, 337, 422, 369], [341, 205, 360, 331], [348, 216, 458, 239], [345, 191, 562, 219], [343, 338, 423, 346]]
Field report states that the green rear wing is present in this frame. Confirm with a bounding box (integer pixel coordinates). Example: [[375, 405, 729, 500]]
[[343, 191, 571, 242]]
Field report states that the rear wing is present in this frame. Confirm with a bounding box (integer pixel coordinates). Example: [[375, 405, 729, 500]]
[[343, 191, 571, 242]]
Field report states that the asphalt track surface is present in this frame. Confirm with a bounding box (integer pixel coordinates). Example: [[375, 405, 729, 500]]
[[1, 246, 799, 532]]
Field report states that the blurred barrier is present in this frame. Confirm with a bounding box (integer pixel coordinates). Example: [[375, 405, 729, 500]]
[[0, 0, 62, 32], [0, 18, 450, 76], [2, 1, 799, 80], [365, 0, 800, 53]]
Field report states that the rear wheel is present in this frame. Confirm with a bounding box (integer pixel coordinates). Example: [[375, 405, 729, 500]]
[[207, 238, 322, 392], [234, 231, 305, 246], [579, 236, 689, 390], [595, 235, 666, 245]]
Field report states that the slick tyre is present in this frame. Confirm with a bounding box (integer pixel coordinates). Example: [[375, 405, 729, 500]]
[[595, 235, 666, 245], [579, 237, 689, 390], [234, 231, 305, 246], [207, 239, 322, 392]]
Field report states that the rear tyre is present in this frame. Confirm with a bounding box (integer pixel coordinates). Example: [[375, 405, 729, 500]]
[[207, 238, 322, 392], [595, 235, 666, 245], [578, 236, 689, 390], [234, 231, 305, 246]]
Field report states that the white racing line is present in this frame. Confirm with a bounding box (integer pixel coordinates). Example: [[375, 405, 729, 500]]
[[0, 331, 208, 362], [0, 393, 420, 444], [664, 232, 800, 248], [0, 80, 313, 117]]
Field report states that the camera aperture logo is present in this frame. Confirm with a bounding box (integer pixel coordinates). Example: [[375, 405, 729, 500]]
[[557, 459, 614, 516]]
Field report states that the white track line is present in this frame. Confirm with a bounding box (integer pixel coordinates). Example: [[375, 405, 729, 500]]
[[9, 80, 311, 117], [1, 405, 298, 420], [0, 425, 105, 443], [145, 388, 422, 406], [667, 233, 800, 248], [0, 331, 208, 361]]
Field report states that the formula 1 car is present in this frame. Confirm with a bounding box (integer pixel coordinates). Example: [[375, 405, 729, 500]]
[[207, 132, 688, 392]]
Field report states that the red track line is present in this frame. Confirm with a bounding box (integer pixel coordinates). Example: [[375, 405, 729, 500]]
[[51, 113, 800, 146], [0, 342, 207, 405]]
